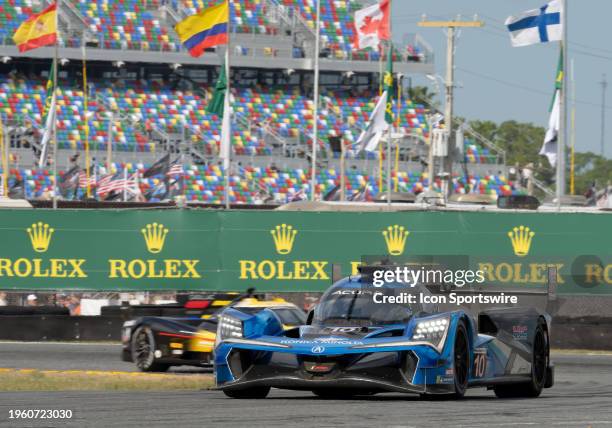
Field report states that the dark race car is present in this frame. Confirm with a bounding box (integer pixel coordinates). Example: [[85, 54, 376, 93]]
[[122, 292, 305, 372], [214, 272, 554, 399]]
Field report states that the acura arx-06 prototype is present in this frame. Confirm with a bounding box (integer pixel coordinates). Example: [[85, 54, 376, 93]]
[[214, 274, 554, 399]]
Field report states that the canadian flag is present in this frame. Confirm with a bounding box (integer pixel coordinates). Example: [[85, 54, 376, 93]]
[[354, 0, 390, 50]]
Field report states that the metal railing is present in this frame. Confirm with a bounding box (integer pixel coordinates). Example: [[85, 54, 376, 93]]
[[532, 176, 555, 198], [461, 121, 507, 165]]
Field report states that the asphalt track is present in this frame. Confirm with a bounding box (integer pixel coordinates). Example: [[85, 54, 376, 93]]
[[0, 342, 611, 427]]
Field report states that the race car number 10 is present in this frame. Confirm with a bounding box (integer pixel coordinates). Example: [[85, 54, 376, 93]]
[[473, 352, 487, 378]]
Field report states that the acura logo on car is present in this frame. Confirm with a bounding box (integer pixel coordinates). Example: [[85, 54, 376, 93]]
[[311, 345, 325, 354]]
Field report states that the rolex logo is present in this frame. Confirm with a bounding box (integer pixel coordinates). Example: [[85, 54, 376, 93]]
[[508, 225, 535, 257], [27, 222, 54, 253], [271, 224, 297, 255], [383, 225, 409, 256], [142, 223, 169, 254]]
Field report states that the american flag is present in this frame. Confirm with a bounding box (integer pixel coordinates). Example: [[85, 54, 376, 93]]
[[166, 163, 184, 177], [96, 173, 138, 196], [78, 171, 96, 188]]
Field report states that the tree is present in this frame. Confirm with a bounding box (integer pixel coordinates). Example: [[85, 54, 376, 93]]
[[467, 119, 612, 195], [407, 86, 438, 109]]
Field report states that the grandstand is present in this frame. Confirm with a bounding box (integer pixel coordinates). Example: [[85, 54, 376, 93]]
[[0, 0, 520, 204]]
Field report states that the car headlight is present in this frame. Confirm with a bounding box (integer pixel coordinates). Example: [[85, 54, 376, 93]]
[[411, 317, 450, 351], [216, 315, 243, 344]]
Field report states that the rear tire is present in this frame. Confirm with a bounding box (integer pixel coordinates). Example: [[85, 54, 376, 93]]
[[223, 387, 271, 399], [131, 326, 170, 372], [494, 319, 548, 398]]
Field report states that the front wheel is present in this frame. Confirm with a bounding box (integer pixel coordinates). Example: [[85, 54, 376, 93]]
[[494, 319, 549, 398], [451, 319, 469, 398], [223, 387, 271, 399], [131, 326, 170, 372], [420, 319, 469, 400]]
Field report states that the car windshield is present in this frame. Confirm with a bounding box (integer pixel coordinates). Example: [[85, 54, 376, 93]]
[[313, 286, 427, 326], [271, 308, 307, 325]]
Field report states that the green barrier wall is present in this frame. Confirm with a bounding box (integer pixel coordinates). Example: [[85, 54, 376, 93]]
[[0, 209, 610, 294]]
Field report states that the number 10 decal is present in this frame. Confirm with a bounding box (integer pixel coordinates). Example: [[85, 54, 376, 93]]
[[473, 351, 487, 378]]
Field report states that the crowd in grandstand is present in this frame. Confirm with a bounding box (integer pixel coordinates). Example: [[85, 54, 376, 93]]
[[0, 0, 519, 204]]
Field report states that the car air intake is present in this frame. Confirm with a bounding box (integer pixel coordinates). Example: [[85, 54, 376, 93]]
[[402, 351, 419, 383]]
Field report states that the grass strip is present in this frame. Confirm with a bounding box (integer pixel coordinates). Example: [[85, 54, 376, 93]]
[[0, 368, 214, 391]]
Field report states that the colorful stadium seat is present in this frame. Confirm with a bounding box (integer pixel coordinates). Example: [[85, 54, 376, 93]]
[[1, 163, 522, 203]]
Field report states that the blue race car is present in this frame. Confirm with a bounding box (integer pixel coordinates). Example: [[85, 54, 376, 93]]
[[214, 273, 554, 399]]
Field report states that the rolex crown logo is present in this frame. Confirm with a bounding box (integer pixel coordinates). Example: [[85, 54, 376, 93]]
[[508, 225, 535, 257], [271, 224, 298, 255], [27, 222, 54, 253], [383, 225, 409, 256], [142, 223, 169, 254]]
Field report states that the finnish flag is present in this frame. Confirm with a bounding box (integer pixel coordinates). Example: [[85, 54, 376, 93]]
[[505, 0, 563, 47]]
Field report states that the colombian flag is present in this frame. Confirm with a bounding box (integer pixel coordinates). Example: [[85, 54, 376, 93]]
[[175, 2, 229, 58], [13, 3, 58, 53]]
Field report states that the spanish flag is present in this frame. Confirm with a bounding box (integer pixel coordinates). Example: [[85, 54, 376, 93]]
[[13, 3, 57, 53], [175, 2, 229, 58]]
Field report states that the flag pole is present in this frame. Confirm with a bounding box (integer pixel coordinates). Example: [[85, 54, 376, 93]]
[[385, 1, 393, 207], [310, 0, 321, 201], [224, 0, 231, 209], [378, 43, 384, 193], [570, 58, 576, 195], [107, 113, 113, 171], [0, 117, 7, 198], [386, 42, 392, 207], [340, 139, 346, 201], [556, 0, 568, 208], [123, 166, 127, 202], [52, 6, 59, 209], [394, 73, 402, 192], [82, 41, 91, 198]]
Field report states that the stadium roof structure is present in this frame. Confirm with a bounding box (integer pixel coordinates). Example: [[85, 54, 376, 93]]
[[0, 0, 434, 74], [0, 43, 434, 74]]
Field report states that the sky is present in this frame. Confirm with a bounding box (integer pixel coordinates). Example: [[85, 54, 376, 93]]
[[390, 0, 612, 157]]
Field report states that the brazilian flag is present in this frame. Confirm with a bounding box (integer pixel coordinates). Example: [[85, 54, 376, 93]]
[[42, 60, 55, 125], [550, 49, 563, 111], [383, 44, 394, 125], [38, 59, 56, 168]]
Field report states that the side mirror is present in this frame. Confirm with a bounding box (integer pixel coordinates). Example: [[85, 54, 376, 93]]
[[306, 309, 315, 325]]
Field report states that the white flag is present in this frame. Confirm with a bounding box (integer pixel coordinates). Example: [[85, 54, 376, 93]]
[[356, 91, 389, 153], [220, 90, 231, 170], [38, 91, 56, 168], [540, 89, 560, 167], [505, 1, 563, 47]]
